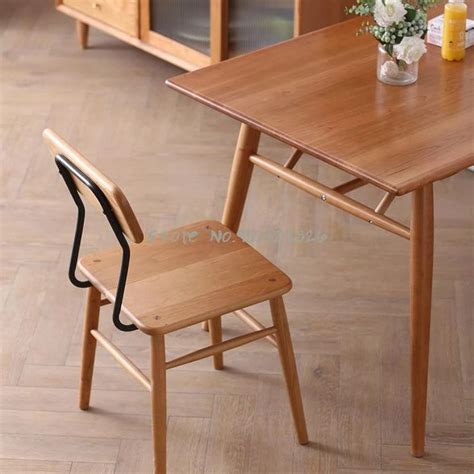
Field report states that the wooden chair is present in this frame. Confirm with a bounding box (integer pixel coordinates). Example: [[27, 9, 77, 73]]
[[43, 128, 308, 473]]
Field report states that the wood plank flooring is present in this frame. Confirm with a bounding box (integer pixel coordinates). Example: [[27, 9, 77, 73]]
[[1, 1, 473, 472]]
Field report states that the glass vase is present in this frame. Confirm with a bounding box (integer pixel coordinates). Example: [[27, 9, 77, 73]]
[[377, 44, 418, 86]]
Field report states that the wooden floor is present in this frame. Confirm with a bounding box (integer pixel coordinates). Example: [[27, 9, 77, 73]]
[[1, 2, 473, 473]]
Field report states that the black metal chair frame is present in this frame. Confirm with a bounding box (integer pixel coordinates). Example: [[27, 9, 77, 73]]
[[55, 154, 137, 332]]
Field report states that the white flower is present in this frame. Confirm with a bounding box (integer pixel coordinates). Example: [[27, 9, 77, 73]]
[[381, 60, 400, 79], [374, 0, 407, 27], [393, 35, 427, 64]]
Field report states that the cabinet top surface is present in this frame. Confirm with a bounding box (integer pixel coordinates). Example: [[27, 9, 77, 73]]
[[167, 18, 473, 195]]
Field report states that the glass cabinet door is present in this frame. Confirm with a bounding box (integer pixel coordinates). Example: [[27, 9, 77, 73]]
[[229, 0, 294, 56], [148, 0, 294, 59], [150, 0, 211, 55]]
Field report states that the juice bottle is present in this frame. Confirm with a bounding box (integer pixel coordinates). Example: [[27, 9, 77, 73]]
[[442, 0, 468, 61]]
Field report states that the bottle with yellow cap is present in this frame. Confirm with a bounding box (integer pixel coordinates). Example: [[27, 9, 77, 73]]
[[442, 0, 468, 61]]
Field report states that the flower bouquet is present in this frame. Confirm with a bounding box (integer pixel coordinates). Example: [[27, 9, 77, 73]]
[[347, 0, 440, 85]]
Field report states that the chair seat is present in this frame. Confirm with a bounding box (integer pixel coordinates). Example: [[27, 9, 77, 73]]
[[79, 220, 292, 334]]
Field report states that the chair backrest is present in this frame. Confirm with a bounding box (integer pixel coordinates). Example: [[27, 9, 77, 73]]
[[43, 128, 143, 332], [43, 128, 144, 244]]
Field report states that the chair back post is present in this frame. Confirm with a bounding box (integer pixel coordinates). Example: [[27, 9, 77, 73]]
[[55, 154, 137, 332], [56, 157, 92, 289]]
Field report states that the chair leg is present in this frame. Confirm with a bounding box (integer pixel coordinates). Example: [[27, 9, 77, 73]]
[[79, 286, 101, 410], [209, 317, 224, 370], [150, 334, 167, 474], [270, 296, 308, 445]]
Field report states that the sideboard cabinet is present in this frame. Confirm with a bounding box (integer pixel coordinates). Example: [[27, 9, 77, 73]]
[[56, 0, 353, 70]]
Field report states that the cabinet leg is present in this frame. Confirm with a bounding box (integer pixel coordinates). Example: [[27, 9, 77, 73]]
[[410, 184, 434, 457], [76, 20, 89, 49]]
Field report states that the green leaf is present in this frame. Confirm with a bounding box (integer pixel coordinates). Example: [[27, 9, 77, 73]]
[[405, 7, 417, 22]]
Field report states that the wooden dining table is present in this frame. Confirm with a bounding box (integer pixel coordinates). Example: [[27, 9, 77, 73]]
[[166, 16, 473, 458]]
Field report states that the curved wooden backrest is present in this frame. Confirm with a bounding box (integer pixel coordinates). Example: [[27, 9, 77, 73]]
[[43, 128, 144, 243]]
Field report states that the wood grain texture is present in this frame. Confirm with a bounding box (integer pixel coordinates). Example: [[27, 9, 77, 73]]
[[167, 19, 474, 195], [90, 329, 151, 391], [0, 459, 71, 473], [210, 0, 229, 63], [79, 286, 101, 409], [58, 3, 206, 71], [150, 334, 167, 474], [62, 0, 139, 36], [270, 296, 308, 445], [42, 128, 144, 243], [58, 0, 351, 71], [138, 0, 150, 43], [142, 30, 211, 70], [410, 184, 434, 457], [70, 462, 115, 473], [249, 153, 411, 239], [1, 2, 472, 472], [79, 220, 292, 334], [338, 336, 383, 469], [294, 0, 354, 35], [454, 281, 474, 405], [209, 313, 224, 369], [76, 20, 89, 49], [221, 124, 261, 231], [165, 327, 277, 370], [284, 149, 303, 170], [204, 394, 256, 473], [333, 178, 366, 195]]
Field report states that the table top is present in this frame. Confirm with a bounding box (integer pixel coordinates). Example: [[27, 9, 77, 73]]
[[167, 18, 473, 195]]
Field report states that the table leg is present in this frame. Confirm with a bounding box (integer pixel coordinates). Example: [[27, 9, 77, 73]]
[[221, 123, 261, 230], [410, 184, 434, 457], [202, 124, 261, 333]]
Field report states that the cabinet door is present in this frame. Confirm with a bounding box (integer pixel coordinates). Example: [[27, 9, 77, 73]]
[[142, 0, 211, 69], [145, 0, 294, 60], [228, 0, 293, 56], [148, 0, 210, 54]]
